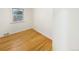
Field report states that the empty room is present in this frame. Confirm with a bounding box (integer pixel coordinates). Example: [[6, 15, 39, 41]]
[[1, 8, 79, 51], [0, 8, 53, 51]]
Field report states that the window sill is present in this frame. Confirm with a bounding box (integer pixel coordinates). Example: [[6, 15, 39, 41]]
[[10, 21, 24, 24]]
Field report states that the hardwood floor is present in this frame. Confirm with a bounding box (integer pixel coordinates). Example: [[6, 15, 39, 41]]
[[0, 29, 52, 51]]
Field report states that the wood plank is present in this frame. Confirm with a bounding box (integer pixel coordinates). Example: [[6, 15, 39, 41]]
[[0, 29, 52, 51]]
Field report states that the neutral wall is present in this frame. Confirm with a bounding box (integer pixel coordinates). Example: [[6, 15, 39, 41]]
[[0, 8, 12, 37], [33, 8, 53, 40], [53, 8, 79, 51], [53, 8, 69, 50], [67, 8, 79, 51], [0, 8, 33, 37]]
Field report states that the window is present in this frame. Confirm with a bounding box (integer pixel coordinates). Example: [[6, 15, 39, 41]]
[[12, 8, 24, 22]]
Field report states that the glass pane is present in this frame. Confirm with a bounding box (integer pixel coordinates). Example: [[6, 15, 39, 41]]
[[12, 8, 24, 22]]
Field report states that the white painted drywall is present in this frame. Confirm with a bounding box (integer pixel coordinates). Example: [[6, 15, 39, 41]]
[[53, 8, 79, 51], [0, 8, 12, 37], [67, 8, 79, 51], [33, 8, 53, 40], [53, 8, 69, 50], [0, 8, 33, 37]]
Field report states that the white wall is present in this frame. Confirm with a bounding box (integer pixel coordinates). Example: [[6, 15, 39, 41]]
[[0, 8, 33, 37], [0, 8, 12, 37], [53, 8, 79, 51], [53, 8, 69, 50], [33, 8, 53, 40], [67, 8, 79, 51]]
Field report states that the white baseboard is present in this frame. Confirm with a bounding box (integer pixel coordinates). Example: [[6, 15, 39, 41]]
[[0, 28, 53, 40], [33, 28, 53, 40], [0, 28, 32, 38]]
